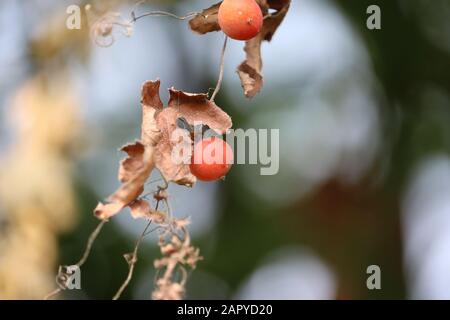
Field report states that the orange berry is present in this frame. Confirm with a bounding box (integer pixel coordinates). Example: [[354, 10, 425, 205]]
[[218, 0, 264, 41], [190, 137, 234, 181]]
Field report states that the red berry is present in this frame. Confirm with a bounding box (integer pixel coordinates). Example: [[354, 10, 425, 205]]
[[190, 137, 234, 181], [218, 0, 264, 41]]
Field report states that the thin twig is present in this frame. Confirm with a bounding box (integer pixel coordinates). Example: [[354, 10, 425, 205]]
[[178, 266, 188, 286], [164, 198, 173, 219], [128, 0, 200, 23], [44, 219, 108, 300], [130, 10, 199, 24], [112, 219, 153, 300], [141, 199, 165, 237], [43, 288, 62, 301], [145, 177, 164, 186], [112, 174, 173, 300], [156, 169, 170, 191], [141, 186, 164, 200], [143, 225, 164, 237], [210, 36, 228, 102], [112, 193, 164, 300], [76, 220, 108, 267]]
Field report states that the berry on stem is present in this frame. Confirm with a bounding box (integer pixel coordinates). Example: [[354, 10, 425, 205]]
[[218, 0, 264, 41], [190, 137, 234, 181]]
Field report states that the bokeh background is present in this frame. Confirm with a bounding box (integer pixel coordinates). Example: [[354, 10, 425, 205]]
[[1, 0, 450, 300]]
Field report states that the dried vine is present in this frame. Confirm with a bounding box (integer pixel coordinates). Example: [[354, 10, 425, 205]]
[[44, 220, 107, 300], [45, 0, 290, 300]]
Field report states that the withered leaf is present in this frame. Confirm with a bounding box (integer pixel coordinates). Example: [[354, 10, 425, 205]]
[[172, 217, 191, 230], [237, 63, 263, 98], [94, 81, 164, 220], [129, 199, 166, 223], [151, 86, 232, 186], [238, 0, 291, 98], [119, 142, 146, 182], [94, 79, 232, 220], [155, 107, 196, 186], [168, 89, 232, 134], [141, 80, 163, 146], [94, 141, 155, 220], [129, 198, 151, 219], [148, 209, 166, 224], [188, 2, 221, 35]]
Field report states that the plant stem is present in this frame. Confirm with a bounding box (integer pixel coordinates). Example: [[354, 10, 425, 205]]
[[76, 220, 107, 267], [44, 219, 107, 300], [210, 36, 229, 102], [112, 220, 153, 300], [130, 10, 199, 23]]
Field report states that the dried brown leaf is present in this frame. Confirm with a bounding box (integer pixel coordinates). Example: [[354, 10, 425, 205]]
[[172, 217, 191, 230], [94, 81, 165, 220], [238, 0, 291, 98], [168, 89, 232, 134], [94, 142, 155, 220], [154, 188, 169, 201], [152, 87, 232, 186], [94, 202, 123, 221], [129, 199, 151, 219], [148, 209, 166, 224], [161, 243, 177, 255], [237, 62, 264, 98], [152, 280, 184, 300], [188, 2, 221, 35], [141, 80, 163, 146], [154, 108, 196, 186], [94, 78, 232, 220], [129, 199, 167, 222], [118, 142, 146, 183]]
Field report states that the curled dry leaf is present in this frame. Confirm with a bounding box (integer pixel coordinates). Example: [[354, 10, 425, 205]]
[[129, 199, 166, 223], [141, 80, 163, 146], [152, 223, 202, 300], [94, 80, 232, 220], [154, 108, 195, 186], [154, 188, 169, 201], [188, 2, 222, 35], [94, 141, 155, 220], [94, 81, 163, 220], [98, 143, 154, 220], [154, 87, 232, 186], [153, 280, 185, 300], [129, 199, 151, 219], [168, 89, 232, 134], [148, 210, 166, 224], [118, 142, 146, 182], [188, 0, 291, 98], [172, 217, 191, 230], [238, 0, 291, 98]]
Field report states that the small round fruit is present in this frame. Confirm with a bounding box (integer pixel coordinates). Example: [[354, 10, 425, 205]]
[[218, 0, 264, 41], [190, 137, 234, 181]]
